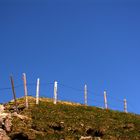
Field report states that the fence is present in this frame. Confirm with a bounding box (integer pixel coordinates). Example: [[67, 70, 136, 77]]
[[0, 73, 135, 114]]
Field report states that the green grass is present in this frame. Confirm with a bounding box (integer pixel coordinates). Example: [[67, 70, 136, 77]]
[[6, 97, 140, 140]]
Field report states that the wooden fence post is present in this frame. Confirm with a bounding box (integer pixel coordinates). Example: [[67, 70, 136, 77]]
[[10, 75, 18, 113], [23, 73, 28, 108], [104, 90, 108, 109], [84, 84, 87, 106], [36, 78, 40, 105], [124, 98, 127, 113], [53, 81, 58, 104]]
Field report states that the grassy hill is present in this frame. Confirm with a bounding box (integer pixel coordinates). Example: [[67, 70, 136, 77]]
[[5, 97, 140, 140]]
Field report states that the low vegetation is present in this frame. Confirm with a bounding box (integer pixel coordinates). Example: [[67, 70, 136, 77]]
[[4, 97, 140, 140]]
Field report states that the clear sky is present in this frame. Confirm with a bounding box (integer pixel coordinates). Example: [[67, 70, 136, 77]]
[[0, 0, 140, 114]]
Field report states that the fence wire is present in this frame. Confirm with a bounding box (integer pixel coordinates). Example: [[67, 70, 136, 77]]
[[0, 81, 136, 113]]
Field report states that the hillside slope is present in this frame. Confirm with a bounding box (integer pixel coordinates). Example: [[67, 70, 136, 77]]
[[4, 97, 140, 140]]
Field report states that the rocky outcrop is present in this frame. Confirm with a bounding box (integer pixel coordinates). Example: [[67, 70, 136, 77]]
[[0, 104, 32, 140], [12, 112, 30, 121], [0, 128, 10, 140], [0, 105, 11, 140]]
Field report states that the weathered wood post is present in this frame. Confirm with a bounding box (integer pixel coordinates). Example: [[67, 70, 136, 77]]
[[104, 90, 108, 109], [23, 73, 28, 108], [84, 84, 87, 106], [53, 81, 58, 104], [124, 98, 127, 113], [36, 78, 40, 105], [10, 75, 18, 113]]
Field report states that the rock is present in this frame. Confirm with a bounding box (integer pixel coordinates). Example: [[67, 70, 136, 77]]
[[80, 136, 93, 140], [0, 113, 12, 132], [0, 105, 12, 139], [4, 115, 12, 132], [80, 123, 84, 127], [0, 129, 10, 140], [0, 105, 5, 114], [12, 112, 30, 120], [0, 113, 8, 120]]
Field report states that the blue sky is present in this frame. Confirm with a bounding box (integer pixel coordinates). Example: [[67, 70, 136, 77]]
[[0, 0, 140, 114]]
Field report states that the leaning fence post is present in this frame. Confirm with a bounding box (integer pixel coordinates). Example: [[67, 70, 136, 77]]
[[104, 90, 108, 109], [23, 73, 28, 108], [84, 84, 87, 106], [36, 78, 40, 105], [10, 75, 18, 113], [124, 98, 127, 113], [53, 81, 58, 104]]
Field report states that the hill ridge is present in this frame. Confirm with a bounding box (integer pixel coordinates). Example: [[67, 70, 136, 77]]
[[2, 96, 140, 140]]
